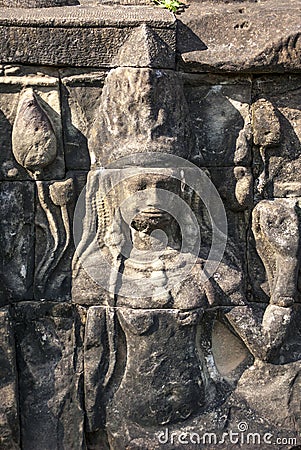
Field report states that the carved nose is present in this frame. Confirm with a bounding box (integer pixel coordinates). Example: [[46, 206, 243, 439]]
[[144, 188, 162, 210]]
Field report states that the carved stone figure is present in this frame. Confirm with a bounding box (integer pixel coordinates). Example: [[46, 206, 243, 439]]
[[252, 199, 301, 307], [0, 1, 301, 448], [68, 61, 301, 448], [69, 66, 252, 449], [78, 167, 249, 448]]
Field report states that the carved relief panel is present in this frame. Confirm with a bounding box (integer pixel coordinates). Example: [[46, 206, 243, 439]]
[[0, 66, 64, 181], [0, 15, 300, 449]]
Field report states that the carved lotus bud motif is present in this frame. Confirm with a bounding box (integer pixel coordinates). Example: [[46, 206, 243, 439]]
[[49, 178, 74, 206], [12, 88, 57, 178]]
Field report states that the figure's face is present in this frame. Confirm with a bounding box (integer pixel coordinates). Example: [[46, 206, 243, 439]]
[[117, 170, 182, 233]]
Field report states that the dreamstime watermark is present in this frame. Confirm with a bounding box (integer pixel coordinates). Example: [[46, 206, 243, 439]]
[[73, 153, 228, 298], [157, 422, 298, 447]]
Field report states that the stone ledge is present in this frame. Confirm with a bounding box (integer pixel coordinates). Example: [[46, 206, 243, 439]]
[[0, 6, 176, 67], [177, 0, 301, 73], [0, 2, 300, 70], [0, 5, 175, 27]]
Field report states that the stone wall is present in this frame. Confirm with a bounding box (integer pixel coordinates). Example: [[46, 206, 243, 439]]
[[0, 1, 301, 449]]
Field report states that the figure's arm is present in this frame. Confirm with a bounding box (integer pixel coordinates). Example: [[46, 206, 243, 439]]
[[225, 303, 293, 363]]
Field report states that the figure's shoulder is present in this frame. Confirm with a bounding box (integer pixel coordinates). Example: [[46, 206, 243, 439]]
[[172, 255, 246, 307]]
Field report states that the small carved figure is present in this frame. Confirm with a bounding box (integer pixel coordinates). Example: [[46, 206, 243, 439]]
[[252, 199, 301, 306]]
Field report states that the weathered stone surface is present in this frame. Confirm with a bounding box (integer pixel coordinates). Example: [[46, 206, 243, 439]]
[[0, 1, 300, 73], [250, 199, 301, 306], [247, 231, 269, 304], [12, 88, 58, 179], [0, 2, 300, 447], [72, 167, 245, 306], [0, 0, 79, 6], [84, 306, 254, 448], [14, 302, 85, 450], [0, 84, 20, 180], [187, 168, 250, 279], [0, 308, 20, 450], [0, 67, 64, 181], [35, 172, 87, 301], [61, 70, 107, 171], [0, 181, 34, 302], [0, 4, 174, 27], [252, 76, 301, 198], [209, 166, 253, 211], [81, 298, 300, 449], [90, 68, 191, 165], [226, 304, 301, 363], [107, 307, 207, 432], [235, 359, 301, 433], [252, 99, 281, 148], [0, 6, 175, 68], [103, 399, 299, 450], [211, 318, 251, 382], [178, 0, 301, 73], [115, 23, 175, 68], [90, 0, 152, 5], [184, 74, 252, 166], [83, 306, 110, 437], [217, 304, 301, 447]]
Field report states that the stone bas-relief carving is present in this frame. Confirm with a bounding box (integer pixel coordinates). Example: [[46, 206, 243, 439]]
[[252, 76, 301, 198], [12, 88, 58, 179], [252, 199, 301, 307], [61, 69, 107, 171], [184, 74, 252, 167], [0, 1, 301, 449], [0, 66, 64, 181], [90, 67, 191, 165], [72, 66, 300, 449], [35, 172, 87, 301]]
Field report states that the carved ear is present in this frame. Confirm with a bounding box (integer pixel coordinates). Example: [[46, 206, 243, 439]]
[[12, 88, 57, 178]]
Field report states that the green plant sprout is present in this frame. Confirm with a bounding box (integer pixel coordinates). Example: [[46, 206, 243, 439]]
[[153, 0, 185, 13]]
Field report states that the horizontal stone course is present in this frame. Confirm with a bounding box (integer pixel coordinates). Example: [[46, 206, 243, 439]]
[[0, 2, 299, 71]]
